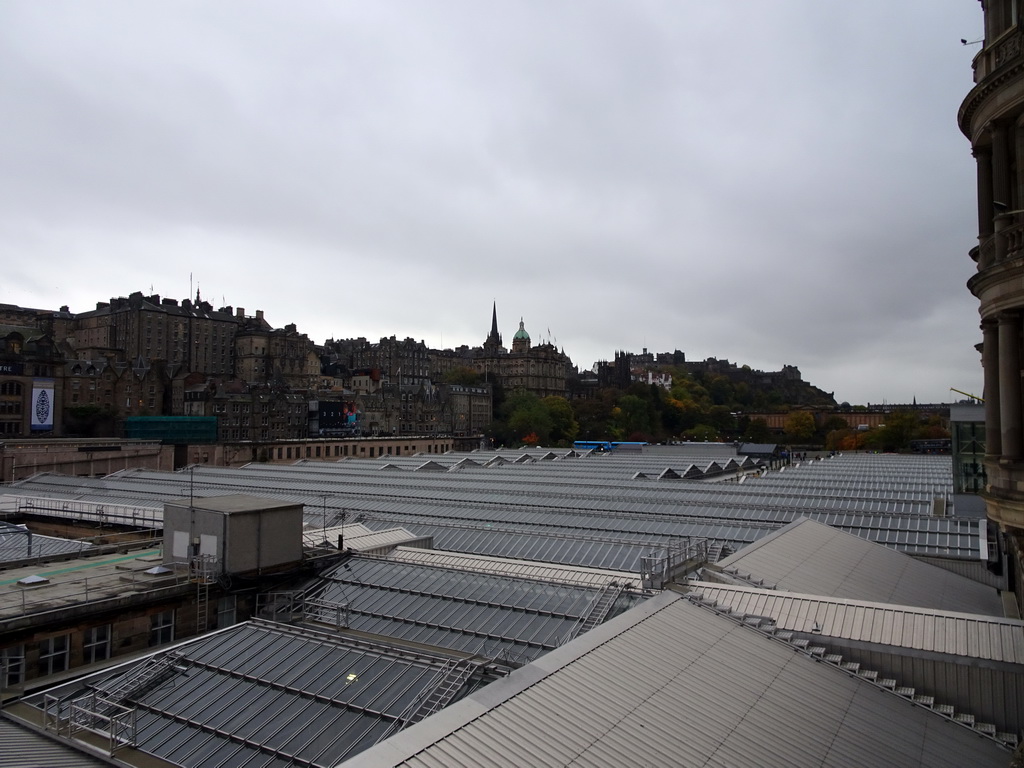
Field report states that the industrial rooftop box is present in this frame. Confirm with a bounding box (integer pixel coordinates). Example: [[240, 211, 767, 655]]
[[163, 494, 303, 575]]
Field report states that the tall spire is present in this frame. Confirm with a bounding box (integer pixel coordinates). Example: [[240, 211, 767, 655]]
[[484, 301, 503, 351]]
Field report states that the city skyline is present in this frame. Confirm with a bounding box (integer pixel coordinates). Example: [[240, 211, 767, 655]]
[[3, 285, 965, 408], [0, 2, 983, 404]]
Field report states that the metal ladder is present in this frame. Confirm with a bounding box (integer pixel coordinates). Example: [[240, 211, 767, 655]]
[[196, 581, 210, 633], [705, 541, 725, 565], [577, 583, 624, 635], [405, 659, 478, 726], [191, 555, 217, 633], [382, 658, 480, 739], [93, 651, 187, 707]]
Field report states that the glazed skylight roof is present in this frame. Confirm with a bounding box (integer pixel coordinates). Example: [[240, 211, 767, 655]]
[[23, 620, 491, 768], [0, 454, 976, 566], [303, 556, 644, 664]]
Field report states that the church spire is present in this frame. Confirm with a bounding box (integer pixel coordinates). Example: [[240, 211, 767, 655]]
[[484, 301, 503, 351]]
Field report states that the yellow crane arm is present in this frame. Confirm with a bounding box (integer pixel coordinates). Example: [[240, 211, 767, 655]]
[[950, 387, 984, 403]]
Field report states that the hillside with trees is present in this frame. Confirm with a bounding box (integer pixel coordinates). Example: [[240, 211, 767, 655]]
[[487, 365, 836, 447], [485, 365, 948, 452]]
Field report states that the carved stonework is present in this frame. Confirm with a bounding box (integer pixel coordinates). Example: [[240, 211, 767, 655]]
[[996, 32, 1022, 67]]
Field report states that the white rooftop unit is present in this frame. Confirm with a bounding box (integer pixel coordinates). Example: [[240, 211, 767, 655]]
[[163, 494, 303, 576]]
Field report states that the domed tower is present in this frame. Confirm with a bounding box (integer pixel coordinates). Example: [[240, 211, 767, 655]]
[[511, 318, 531, 353], [960, 1, 1024, 611]]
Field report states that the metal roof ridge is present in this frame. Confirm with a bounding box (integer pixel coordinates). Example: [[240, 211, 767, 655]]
[[686, 580, 1024, 625], [339, 590, 683, 768]]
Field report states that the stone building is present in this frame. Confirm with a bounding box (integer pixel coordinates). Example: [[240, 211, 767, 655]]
[[323, 335, 432, 389], [430, 305, 571, 400], [179, 376, 308, 442], [54, 292, 321, 441], [960, 0, 1024, 612], [0, 438, 173, 483], [0, 325, 63, 438], [235, 323, 320, 392], [68, 292, 258, 376], [444, 383, 493, 436]]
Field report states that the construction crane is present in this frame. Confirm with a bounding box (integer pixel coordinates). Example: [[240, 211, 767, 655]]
[[950, 387, 984, 403]]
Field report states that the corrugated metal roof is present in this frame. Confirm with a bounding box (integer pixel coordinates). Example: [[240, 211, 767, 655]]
[[686, 581, 1024, 662], [0, 716, 112, 767], [0, 523, 91, 563], [714, 518, 1002, 615], [343, 592, 1011, 768]]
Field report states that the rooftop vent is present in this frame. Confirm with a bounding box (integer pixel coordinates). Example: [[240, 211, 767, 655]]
[[16, 575, 49, 587]]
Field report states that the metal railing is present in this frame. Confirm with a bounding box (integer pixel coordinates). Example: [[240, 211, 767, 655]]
[[256, 591, 306, 623], [11, 496, 163, 528], [304, 596, 350, 629], [640, 538, 710, 589], [2, 568, 191, 620], [44, 691, 138, 756]]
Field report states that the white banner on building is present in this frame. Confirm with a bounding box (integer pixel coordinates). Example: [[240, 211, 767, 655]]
[[31, 378, 54, 431]]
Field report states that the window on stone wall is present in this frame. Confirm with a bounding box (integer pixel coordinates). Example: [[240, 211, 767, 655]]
[[83, 624, 111, 664], [149, 610, 175, 647], [38, 635, 69, 676], [989, 0, 1020, 40], [216, 596, 237, 629], [1, 645, 24, 686]]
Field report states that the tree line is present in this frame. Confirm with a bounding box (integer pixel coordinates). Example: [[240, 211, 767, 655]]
[[454, 366, 949, 451]]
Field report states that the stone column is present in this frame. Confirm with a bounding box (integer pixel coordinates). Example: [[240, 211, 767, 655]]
[[998, 311, 1023, 459], [983, 319, 1002, 457], [1016, 115, 1024, 212], [993, 122, 1010, 210], [975, 142, 995, 239]]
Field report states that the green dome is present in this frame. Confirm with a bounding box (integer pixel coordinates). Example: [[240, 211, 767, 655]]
[[513, 319, 530, 340]]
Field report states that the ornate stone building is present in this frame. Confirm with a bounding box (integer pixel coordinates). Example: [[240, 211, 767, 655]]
[[235, 323, 320, 391], [68, 292, 254, 376], [960, 0, 1024, 611], [433, 305, 571, 400], [0, 325, 63, 437], [323, 336, 431, 388]]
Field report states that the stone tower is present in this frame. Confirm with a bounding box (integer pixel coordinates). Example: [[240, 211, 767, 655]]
[[511, 318, 531, 354], [483, 302, 503, 353], [960, 0, 1024, 613]]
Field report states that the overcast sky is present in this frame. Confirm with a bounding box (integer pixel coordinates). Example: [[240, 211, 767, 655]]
[[0, 2, 985, 405]]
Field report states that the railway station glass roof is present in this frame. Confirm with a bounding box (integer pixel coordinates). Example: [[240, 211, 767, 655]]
[[23, 620, 487, 768]]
